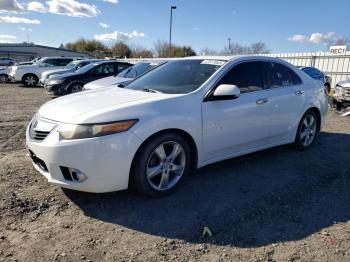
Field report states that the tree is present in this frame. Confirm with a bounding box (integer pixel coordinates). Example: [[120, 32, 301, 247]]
[[111, 42, 132, 58], [250, 41, 270, 54], [63, 38, 108, 54], [200, 48, 218, 56], [332, 37, 349, 47], [154, 40, 196, 57], [131, 45, 153, 58]]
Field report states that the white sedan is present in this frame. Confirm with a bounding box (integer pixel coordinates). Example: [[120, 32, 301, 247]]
[[26, 56, 328, 196]]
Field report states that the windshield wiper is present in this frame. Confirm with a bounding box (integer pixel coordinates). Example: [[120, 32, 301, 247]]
[[142, 88, 160, 93]]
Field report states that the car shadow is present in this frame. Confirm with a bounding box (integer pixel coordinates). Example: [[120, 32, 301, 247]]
[[64, 131, 350, 247]]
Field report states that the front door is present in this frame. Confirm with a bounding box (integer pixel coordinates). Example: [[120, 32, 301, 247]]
[[202, 61, 271, 161]]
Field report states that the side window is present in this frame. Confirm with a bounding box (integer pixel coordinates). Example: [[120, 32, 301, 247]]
[[265, 62, 293, 88], [290, 70, 302, 85], [116, 63, 131, 74], [91, 63, 114, 75], [77, 62, 88, 69], [42, 59, 55, 67], [56, 59, 72, 66], [218, 62, 264, 94]]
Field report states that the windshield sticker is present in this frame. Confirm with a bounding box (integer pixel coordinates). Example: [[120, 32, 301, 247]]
[[201, 60, 226, 66]]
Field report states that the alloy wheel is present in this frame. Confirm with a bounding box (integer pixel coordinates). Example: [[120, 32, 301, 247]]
[[71, 84, 83, 93], [300, 114, 317, 147], [146, 141, 186, 191], [25, 76, 36, 86]]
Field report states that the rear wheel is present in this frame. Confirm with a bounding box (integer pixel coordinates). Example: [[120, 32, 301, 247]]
[[22, 74, 38, 87], [0, 74, 8, 83], [131, 133, 191, 197], [294, 110, 319, 150]]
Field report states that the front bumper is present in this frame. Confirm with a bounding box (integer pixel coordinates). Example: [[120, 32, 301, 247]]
[[26, 122, 143, 193], [44, 83, 64, 96]]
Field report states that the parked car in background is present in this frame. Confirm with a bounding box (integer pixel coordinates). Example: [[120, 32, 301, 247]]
[[0, 67, 10, 83], [332, 79, 350, 111], [44, 60, 132, 96], [0, 57, 16, 66], [15, 58, 41, 66], [83, 61, 164, 90], [27, 56, 328, 196], [298, 66, 332, 94], [40, 59, 101, 86], [9, 57, 83, 87]]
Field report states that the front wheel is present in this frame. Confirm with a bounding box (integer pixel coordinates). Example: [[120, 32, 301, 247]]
[[131, 133, 191, 197], [22, 74, 38, 87], [68, 82, 83, 94], [294, 110, 319, 150]]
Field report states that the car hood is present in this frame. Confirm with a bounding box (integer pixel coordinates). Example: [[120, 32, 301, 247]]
[[337, 79, 350, 88], [43, 69, 70, 77], [38, 87, 162, 123], [84, 76, 132, 90], [49, 72, 77, 80]]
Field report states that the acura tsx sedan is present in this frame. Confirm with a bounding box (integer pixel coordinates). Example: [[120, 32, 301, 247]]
[[26, 56, 328, 196]]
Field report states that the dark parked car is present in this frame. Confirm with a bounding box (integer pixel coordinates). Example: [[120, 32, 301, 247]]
[[298, 66, 332, 94], [44, 61, 132, 96], [39, 59, 101, 85]]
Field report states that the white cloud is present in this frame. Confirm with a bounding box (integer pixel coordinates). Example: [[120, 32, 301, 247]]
[[28, 1, 47, 13], [0, 0, 24, 13], [287, 34, 309, 43], [0, 16, 40, 24], [288, 32, 346, 45], [26, 0, 99, 17], [99, 22, 109, 28], [94, 30, 145, 41], [0, 34, 16, 39], [0, 34, 16, 43], [45, 0, 100, 17], [18, 26, 33, 31], [102, 0, 119, 4]]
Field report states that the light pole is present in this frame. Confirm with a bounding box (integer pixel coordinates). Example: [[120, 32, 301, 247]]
[[169, 5, 177, 57], [228, 38, 231, 51]]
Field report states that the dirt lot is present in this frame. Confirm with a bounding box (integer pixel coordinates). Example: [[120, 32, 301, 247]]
[[0, 83, 350, 262]]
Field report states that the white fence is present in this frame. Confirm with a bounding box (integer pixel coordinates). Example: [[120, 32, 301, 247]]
[[118, 51, 350, 89]]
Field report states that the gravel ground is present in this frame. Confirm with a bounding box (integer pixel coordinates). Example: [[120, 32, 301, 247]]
[[0, 83, 350, 262]]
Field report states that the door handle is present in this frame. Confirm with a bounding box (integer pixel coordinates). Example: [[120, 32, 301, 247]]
[[256, 98, 269, 105], [295, 90, 305, 96]]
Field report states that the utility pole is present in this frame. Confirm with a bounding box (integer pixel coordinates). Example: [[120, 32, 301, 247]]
[[228, 38, 231, 50], [169, 5, 177, 57]]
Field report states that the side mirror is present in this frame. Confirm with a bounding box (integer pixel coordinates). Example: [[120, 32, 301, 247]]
[[211, 84, 240, 100]]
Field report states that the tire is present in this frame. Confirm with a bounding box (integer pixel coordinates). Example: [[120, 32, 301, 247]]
[[131, 133, 191, 197], [22, 74, 38, 87], [0, 74, 8, 84], [294, 110, 319, 150], [68, 82, 83, 94]]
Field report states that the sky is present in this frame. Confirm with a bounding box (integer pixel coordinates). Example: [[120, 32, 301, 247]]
[[0, 0, 349, 54]]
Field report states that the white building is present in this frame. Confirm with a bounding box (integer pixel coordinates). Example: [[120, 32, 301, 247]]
[[0, 43, 89, 62]]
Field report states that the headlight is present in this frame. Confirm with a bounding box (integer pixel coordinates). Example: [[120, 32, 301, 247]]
[[59, 119, 138, 140], [48, 79, 64, 85], [335, 86, 343, 96]]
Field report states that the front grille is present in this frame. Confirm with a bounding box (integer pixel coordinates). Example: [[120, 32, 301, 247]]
[[29, 117, 57, 141], [30, 128, 50, 141]]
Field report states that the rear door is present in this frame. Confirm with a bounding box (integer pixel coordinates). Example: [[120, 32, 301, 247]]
[[263, 62, 305, 142]]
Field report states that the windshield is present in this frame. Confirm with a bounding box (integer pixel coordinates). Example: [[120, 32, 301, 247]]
[[117, 62, 155, 78], [126, 60, 224, 94], [75, 63, 98, 74], [64, 61, 78, 70]]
